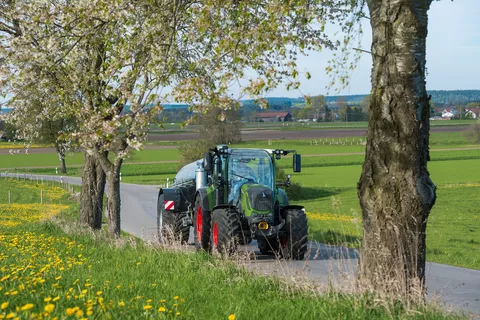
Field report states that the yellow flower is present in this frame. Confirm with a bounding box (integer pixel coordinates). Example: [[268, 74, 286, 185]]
[[53, 296, 60, 302], [143, 305, 152, 310], [118, 301, 125, 307], [96, 291, 102, 295], [160, 299, 166, 303], [66, 308, 75, 316], [44, 297, 52, 302], [44, 304, 55, 313], [86, 310, 93, 316], [176, 312, 181, 316], [158, 307, 166, 313], [76, 310, 83, 317], [1, 302, 8, 310], [20, 304, 34, 311], [173, 296, 179, 300], [228, 314, 236, 320], [5, 313, 15, 319]]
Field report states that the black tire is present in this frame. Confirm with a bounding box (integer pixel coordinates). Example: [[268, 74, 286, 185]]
[[157, 193, 189, 244], [280, 209, 308, 260], [194, 196, 211, 251], [157, 193, 174, 241], [174, 212, 190, 244], [257, 238, 279, 255], [211, 208, 241, 256]]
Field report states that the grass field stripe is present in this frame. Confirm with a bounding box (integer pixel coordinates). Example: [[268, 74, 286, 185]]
[[164, 200, 174, 210]]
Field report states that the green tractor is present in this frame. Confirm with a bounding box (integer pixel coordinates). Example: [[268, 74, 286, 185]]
[[157, 145, 308, 259]]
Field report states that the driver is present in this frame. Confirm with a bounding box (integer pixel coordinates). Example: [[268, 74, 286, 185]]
[[229, 158, 257, 204]]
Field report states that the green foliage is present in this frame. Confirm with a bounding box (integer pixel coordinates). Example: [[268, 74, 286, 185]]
[[177, 140, 215, 169]]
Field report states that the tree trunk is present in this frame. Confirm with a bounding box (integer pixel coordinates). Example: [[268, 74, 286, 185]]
[[358, 0, 436, 298], [105, 163, 122, 238], [80, 152, 106, 229], [96, 152, 123, 238], [55, 141, 67, 174]]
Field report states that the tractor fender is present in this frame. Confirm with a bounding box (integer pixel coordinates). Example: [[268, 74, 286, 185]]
[[196, 188, 214, 212], [159, 188, 180, 212], [277, 188, 289, 207], [281, 205, 305, 214]]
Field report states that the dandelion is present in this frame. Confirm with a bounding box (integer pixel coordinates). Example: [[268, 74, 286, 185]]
[[66, 308, 75, 316], [20, 304, 34, 311], [44, 304, 55, 313], [118, 302, 125, 307], [143, 305, 152, 310], [5, 313, 15, 319], [174, 296, 179, 300], [176, 312, 181, 316], [96, 291, 102, 295], [76, 310, 83, 317], [53, 296, 60, 302], [158, 307, 166, 313], [228, 314, 236, 320], [1, 302, 8, 310]]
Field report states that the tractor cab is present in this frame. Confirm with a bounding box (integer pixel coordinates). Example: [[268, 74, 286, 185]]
[[227, 149, 274, 207]]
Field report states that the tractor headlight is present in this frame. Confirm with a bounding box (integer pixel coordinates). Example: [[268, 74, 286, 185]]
[[258, 221, 269, 230]]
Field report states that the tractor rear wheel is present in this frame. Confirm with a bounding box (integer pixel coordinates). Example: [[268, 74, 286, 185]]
[[280, 208, 308, 260], [211, 208, 241, 256], [194, 196, 211, 251]]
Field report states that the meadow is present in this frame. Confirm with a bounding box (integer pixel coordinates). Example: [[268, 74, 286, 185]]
[[1, 130, 479, 270], [0, 179, 455, 319]]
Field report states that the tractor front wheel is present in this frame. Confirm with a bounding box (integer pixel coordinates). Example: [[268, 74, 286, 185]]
[[280, 209, 308, 260], [211, 208, 241, 256], [194, 196, 211, 251]]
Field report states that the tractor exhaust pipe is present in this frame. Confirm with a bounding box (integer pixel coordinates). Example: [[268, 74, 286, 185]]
[[195, 162, 207, 191]]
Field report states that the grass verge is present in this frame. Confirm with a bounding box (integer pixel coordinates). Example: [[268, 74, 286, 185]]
[[0, 179, 459, 319]]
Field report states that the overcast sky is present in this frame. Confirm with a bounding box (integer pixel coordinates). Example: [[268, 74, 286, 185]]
[[262, 0, 480, 98]]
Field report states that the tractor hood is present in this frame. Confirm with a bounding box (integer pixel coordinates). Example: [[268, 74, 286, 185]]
[[240, 183, 274, 215]]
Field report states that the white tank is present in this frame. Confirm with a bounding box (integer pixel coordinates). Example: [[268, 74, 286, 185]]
[[195, 162, 207, 190]]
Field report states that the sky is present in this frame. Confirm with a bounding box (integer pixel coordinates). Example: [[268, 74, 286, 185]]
[[262, 0, 480, 98]]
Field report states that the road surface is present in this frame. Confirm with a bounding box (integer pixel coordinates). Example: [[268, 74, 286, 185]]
[[3, 173, 479, 317]]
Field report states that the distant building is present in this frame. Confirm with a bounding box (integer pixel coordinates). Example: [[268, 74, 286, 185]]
[[465, 108, 480, 119], [256, 112, 292, 122]]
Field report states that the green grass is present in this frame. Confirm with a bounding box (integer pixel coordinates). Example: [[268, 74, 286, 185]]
[[2, 131, 479, 270], [0, 179, 455, 319], [281, 160, 480, 269]]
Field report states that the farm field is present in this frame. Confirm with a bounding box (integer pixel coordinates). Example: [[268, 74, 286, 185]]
[[0, 179, 454, 319], [1, 132, 479, 270]]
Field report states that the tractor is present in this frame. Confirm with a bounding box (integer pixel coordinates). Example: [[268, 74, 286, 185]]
[[157, 145, 308, 259]]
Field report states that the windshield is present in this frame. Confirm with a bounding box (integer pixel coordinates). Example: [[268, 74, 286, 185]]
[[227, 149, 273, 202]]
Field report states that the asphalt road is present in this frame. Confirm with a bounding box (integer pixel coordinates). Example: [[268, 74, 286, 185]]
[[4, 173, 479, 317]]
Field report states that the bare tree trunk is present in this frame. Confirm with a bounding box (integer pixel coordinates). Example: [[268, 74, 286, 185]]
[[96, 152, 123, 238], [80, 152, 106, 229], [54, 141, 67, 174], [358, 0, 436, 298]]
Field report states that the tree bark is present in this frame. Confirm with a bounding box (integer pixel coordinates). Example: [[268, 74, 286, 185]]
[[358, 0, 436, 298], [80, 152, 106, 229], [54, 141, 67, 174], [96, 152, 123, 238]]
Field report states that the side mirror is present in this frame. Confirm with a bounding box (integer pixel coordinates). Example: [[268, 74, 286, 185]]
[[293, 154, 301, 172], [203, 152, 213, 172]]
